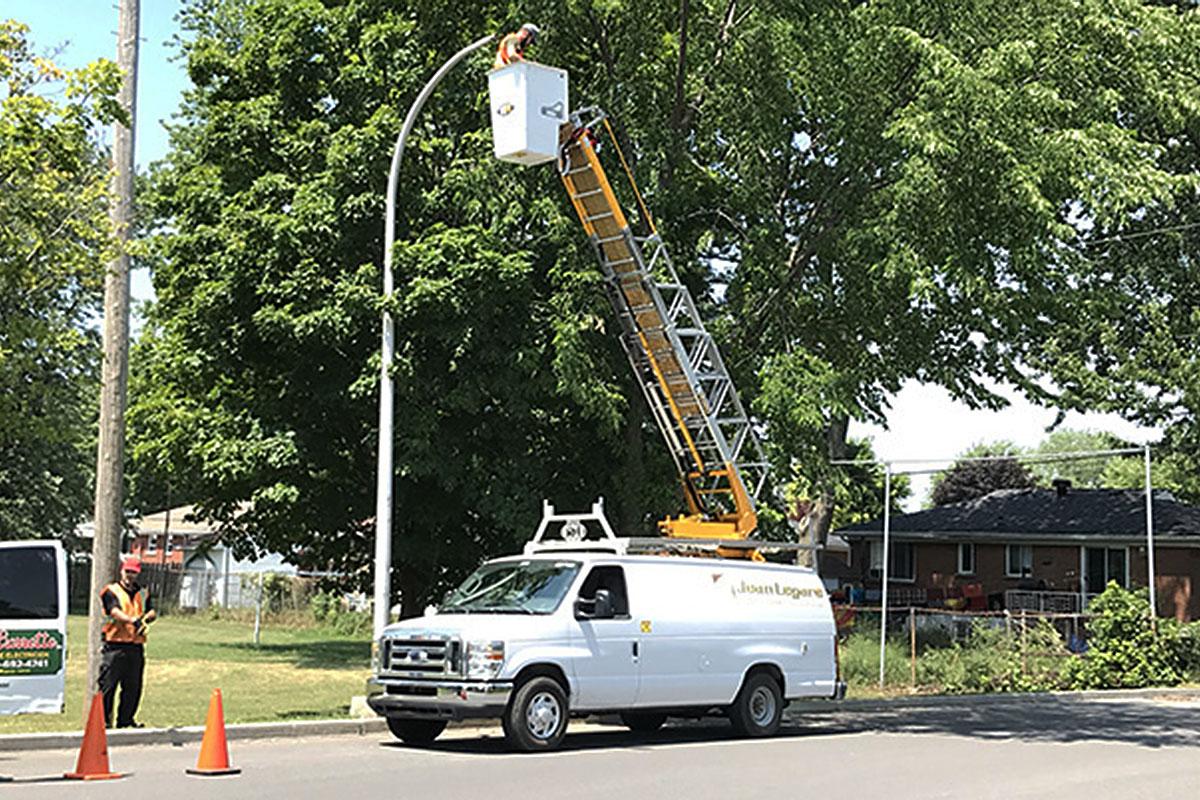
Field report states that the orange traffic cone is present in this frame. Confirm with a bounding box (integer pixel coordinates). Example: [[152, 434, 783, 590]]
[[186, 688, 241, 776], [64, 692, 124, 780]]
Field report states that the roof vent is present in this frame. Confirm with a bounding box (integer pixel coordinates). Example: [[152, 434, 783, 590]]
[[1052, 478, 1072, 497]]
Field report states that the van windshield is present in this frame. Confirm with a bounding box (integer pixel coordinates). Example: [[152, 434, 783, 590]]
[[441, 560, 580, 615], [0, 546, 59, 620]]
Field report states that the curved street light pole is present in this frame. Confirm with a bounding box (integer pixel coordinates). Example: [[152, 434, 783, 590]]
[[375, 33, 497, 641]]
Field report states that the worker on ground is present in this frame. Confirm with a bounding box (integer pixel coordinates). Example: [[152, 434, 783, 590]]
[[98, 556, 156, 728], [493, 23, 539, 70]]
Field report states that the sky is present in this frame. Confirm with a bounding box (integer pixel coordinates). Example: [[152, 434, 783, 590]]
[[11, 2, 1162, 509], [14, 0, 188, 302]]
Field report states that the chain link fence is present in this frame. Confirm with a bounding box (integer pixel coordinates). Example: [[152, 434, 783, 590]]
[[835, 604, 1094, 691], [68, 558, 362, 616]]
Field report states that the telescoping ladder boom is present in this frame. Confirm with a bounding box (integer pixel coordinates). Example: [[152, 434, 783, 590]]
[[557, 109, 770, 541]]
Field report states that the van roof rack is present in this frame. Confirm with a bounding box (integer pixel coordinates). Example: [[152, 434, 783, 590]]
[[524, 499, 817, 558]]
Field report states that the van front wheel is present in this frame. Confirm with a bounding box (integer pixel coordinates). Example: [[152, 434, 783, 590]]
[[728, 672, 783, 737], [505, 676, 569, 751]]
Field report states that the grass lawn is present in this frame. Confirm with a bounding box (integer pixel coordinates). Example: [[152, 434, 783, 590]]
[[0, 614, 371, 734]]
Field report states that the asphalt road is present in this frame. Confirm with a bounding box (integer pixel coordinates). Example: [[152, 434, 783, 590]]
[[5, 695, 1199, 799]]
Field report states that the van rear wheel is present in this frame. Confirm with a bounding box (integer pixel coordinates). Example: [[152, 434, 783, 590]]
[[386, 717, 447, 745], [620, 711, 667, 733], [728, 672, 783, 737], [504, 676, 569, 751]]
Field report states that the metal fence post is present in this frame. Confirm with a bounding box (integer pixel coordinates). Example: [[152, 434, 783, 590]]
[[253, 576, 263, 645], [909, 606, 917, 688], [1020, 609, 1028, 676]]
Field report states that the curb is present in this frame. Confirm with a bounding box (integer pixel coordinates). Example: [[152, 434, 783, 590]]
[[785, 685, 1200, 715], [3, 686, 1197, 752], [0, 718, 387, 753]]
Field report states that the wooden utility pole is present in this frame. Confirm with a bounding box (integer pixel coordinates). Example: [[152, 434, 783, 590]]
[[87, 0, 140, 709]]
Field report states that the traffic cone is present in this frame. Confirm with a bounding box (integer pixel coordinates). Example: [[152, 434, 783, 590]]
[[64, 692, 124, 780], [186, 688, 240, 776]]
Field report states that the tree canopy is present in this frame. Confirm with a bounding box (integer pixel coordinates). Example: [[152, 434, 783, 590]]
[[128, 0, 1200, 610], [0, 20, 120, 540], [930, 448, 1038, 507]]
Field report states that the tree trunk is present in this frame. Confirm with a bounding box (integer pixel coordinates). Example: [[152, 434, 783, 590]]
[[802, 415, 850, 568]]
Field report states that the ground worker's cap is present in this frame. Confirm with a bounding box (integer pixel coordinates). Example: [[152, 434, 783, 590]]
[[120, 556, 142, 574], [520, 23, 540, 41]]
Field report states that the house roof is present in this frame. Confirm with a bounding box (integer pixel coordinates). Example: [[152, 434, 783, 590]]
[[76, 504, 224, 539], [837, 487, 1200, 540], [133, 505, 219, 537]]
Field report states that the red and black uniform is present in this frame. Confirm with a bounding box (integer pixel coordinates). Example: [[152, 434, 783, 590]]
[[98, 581, 151, 727]]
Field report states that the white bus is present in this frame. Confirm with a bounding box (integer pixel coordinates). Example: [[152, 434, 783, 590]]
[[0, 540, 68, 715]]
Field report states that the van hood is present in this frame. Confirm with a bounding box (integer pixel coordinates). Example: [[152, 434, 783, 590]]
[[382, 612, 555, 642]]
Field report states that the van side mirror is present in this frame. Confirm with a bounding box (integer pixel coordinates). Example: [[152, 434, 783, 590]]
[[574, 596, 592, 618], [574, 588, 615, 620]]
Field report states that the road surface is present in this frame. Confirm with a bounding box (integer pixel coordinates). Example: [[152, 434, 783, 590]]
[[5, 694, 1198, 799]]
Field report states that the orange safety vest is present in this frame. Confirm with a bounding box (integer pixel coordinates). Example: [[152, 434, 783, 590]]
[[493, 31, 527, 70], [101, 582, 147, 644]]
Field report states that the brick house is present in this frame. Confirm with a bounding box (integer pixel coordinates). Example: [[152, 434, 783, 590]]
[[834, 483, 1200, 621], [126, 505, 216, 566], [76, 505, 299, 609]]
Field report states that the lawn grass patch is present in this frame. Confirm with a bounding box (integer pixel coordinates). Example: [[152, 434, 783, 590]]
[[0, 614, 370, 734]]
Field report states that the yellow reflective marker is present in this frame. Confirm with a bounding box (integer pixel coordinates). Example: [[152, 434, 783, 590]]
[[640, 620, 652, 634]]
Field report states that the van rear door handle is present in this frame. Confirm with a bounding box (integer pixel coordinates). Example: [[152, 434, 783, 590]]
[[631, 641, 640, 659]]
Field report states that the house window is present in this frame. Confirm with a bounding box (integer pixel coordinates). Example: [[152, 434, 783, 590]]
[[1005, 545, 1033, 578], [869, 541, 915, 582], [1085, 547, 1128, 593], [957, 543, 975, 575], [146, 535, 157, 554], [165, 536, 175, 555]]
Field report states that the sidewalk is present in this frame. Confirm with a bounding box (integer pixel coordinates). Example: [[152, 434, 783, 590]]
[[3, 686, 1198, 752]]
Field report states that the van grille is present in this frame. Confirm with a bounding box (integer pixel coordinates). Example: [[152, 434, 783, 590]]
[[381, 635, 461, 677]]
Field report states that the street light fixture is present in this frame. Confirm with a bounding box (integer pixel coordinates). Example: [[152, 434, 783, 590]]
[[374, 32, 499, 642]]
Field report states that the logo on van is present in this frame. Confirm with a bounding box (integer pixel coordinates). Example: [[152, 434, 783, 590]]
[[497, 102, 515, 117], [731, 581, 825, 602], [0, 629, 63, 676]]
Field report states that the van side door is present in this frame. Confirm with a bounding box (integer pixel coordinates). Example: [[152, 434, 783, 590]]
[[568, 565, 639, 709]]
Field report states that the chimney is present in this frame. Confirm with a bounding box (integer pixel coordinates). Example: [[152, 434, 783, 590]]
[[1052, 478, 1072, 497]]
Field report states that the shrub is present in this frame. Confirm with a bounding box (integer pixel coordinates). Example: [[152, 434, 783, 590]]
[[918, 619, 1068, 694], [310, 590, 371, 636], [1066, 582, 1181, 689], [1174, 621, 1200, 681], [839, 628, 911, 689]]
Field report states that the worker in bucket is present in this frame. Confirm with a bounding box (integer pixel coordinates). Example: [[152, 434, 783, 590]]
[[493, 23, 540, 69], [98, 556, 157, 727]]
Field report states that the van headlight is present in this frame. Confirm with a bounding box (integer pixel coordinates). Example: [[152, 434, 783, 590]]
[[371, 639, 383, 674], [466, 640, 505, 679]]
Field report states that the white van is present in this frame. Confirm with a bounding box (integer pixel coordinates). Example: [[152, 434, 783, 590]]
[[0, 540, 68, 715], [367, 502, 843, 751]]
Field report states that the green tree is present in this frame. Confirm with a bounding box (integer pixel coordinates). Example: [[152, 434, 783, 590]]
[[929, 441, 1037, 506], [133, 0, 1200, 608], [129, 0, 690, 611], [725, 0, 1200, 544], [0, 20, 121, 540], [1028, 429, 1126, 488], [1097, 450, 1199, 502], [1026, 430, 1200, 503]]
